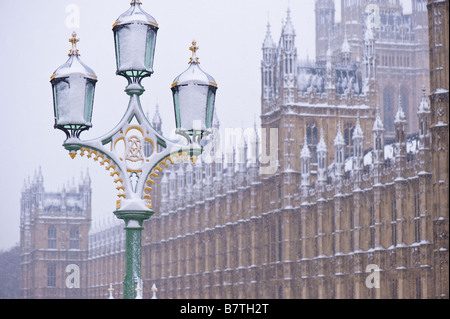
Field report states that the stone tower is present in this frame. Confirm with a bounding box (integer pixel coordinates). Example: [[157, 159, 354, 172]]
[[427, 0, 449, 298], [20, 169, 92, 299]]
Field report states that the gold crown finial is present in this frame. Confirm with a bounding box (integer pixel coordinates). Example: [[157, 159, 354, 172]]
[[68, 32, 80, 56], [189, 40, 199, 64], [130, 0, 142, 5]]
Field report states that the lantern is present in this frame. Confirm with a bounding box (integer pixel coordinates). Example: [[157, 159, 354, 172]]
[[50, 32, 97, 140], [113, 0, 158, 83], [171, 41, 217, 136]]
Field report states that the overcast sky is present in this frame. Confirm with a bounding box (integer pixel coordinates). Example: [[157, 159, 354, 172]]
[[0, 0, 412, 251]]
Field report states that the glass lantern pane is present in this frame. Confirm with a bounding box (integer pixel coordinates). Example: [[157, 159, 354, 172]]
[[84, 81, 95, 124], [52, 85, 59, 122], [145, 28, 156, 70], [172, 89, 181, 128], [54, 79, 70, 123], [114, 32, 121, 71], [206, 89, 216, 128]]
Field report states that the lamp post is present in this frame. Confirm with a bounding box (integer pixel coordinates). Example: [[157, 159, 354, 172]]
[[50, 0, 217, 299]]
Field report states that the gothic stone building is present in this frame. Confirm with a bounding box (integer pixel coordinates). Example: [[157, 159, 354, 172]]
[[19, 169, 92, 298], [20, 0, 448, 299], [315, 0, 430, 137]]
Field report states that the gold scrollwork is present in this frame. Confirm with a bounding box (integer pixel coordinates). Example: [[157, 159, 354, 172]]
[[79, 147, 126, 201], [141, 151, 196, 209]]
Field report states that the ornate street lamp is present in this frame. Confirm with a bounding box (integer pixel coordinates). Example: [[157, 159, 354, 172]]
[[50, 1, 217, 299]]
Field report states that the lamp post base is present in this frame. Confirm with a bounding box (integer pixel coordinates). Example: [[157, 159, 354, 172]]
[[114, 209, 154, 299]]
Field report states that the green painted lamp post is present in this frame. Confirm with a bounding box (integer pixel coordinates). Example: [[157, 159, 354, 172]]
[[50, 0, 217, 299]]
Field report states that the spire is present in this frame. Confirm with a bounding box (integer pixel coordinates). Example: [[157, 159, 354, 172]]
[[326, 37, 333, 65], [418, 85, 430, 114], [334, 121, 345, 146], [353, 114, 364, 190], [36, 166, 44, 185], [151, 103, 163, 136], [300, 131, 311, 198], [282, 7, 295, 36], [341, 28, 351, 54], [394, 95, 406, 124], [394, 94, 407, 180], [84, 168, 91, 186], [152, 103, 162, 125], [317, 128, 327, 153], [341, 27, 351, 64], [301, 132, 311, 159], [372, 105, 384, 132], [263, 22, 275, 49], [316, 128, 328, 188], [352, 113, 364, 140]]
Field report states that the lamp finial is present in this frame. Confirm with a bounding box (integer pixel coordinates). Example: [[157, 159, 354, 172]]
[[189, 40, 200, 64], [68, 32, 80, 56]]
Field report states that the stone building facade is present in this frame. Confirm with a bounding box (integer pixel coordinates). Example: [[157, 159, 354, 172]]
[[19, 168, 92, 299], [315, 0, 430, 136], [20, 0, 448, 299]]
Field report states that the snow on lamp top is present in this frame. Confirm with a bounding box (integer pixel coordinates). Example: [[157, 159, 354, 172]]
[[50, 32, 97, 82], [171, 41, 217, 88], [113, 0, 158, 28]]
